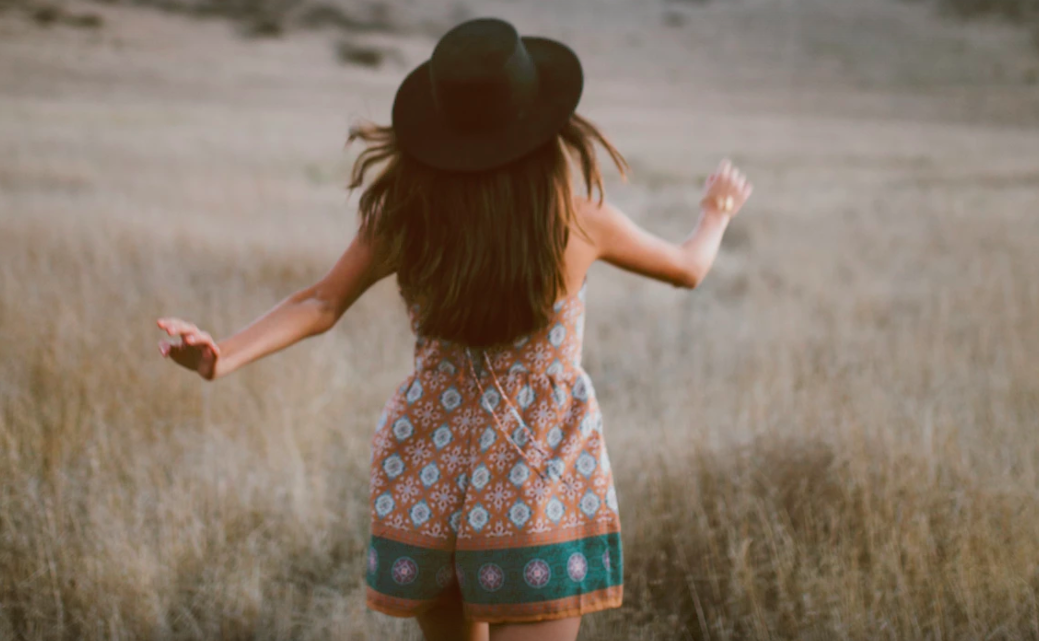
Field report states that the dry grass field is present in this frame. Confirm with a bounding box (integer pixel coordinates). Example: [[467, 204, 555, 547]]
[[2, 0, 1039, 639]]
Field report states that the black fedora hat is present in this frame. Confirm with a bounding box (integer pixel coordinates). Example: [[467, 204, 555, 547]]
[[392, 18, 583, 172]]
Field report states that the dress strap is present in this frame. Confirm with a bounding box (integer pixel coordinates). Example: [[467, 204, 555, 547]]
[[464, 348, 549, 480]]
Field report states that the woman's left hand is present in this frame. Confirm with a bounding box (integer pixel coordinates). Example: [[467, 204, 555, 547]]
[[700, 158, 753, 217]]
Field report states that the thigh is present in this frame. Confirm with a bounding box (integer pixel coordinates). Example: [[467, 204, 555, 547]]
[[416, 586, 490, 641], [490, 616, 581, 641]]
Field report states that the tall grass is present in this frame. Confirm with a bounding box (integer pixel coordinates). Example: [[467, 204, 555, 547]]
[[3, 210, 1037, 640], [0, 216, 414, 639]]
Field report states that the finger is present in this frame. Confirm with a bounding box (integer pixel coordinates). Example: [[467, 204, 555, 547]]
[[158, 318, 187, 332], [185, 330, 218, 353], [718, 162, 735, 182], [205, 341, 221, 357], [184, 331, 213, 349], [184, 332, 209, 347], [168, 320, 198, 338], [159, 340, 171, 357], [197, 333, 219, 355], [159, 318, 183, 335]]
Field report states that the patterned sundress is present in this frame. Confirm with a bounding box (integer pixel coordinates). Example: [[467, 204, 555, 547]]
[[366, 282, 623, 623]]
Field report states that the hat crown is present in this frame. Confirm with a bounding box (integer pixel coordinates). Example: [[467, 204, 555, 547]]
[[429, 18, 538, 132], [391, 16, 583, 171]]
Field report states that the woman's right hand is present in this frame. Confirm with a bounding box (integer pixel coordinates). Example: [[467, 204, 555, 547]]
[[157, 318, 220, 380]]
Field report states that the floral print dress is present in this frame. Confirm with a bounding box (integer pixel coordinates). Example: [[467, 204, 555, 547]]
[[366, 283, 622, 623]]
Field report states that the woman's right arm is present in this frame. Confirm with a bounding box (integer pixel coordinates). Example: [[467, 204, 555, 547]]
[[158, 233, 393, 380], [582, 159, 752, 289]]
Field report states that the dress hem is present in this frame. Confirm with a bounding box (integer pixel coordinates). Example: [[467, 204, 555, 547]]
[[366, 586, 624, 623]]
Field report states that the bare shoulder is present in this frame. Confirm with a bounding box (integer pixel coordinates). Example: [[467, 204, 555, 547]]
[[570, 194, 695, 288], [572, 196, 612, 245], [573, 194, 616, 227], [353, 224, 397, 281], [571, 195, 630, 259]]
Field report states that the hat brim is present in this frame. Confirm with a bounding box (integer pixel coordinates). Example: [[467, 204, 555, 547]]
[[392, 37, 583, 173]]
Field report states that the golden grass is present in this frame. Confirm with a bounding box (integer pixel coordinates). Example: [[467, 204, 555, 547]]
[[2, 2, 1039, 639], [3, 214, 1037, 640]]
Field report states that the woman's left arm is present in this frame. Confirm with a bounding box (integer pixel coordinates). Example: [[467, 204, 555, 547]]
[[158, 233, 393, 380]]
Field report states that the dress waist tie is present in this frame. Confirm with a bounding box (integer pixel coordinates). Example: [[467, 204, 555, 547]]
[[464, 347, 550, 481]]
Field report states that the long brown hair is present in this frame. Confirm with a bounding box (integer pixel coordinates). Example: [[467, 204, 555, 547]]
[[348, 114, 627, 348]]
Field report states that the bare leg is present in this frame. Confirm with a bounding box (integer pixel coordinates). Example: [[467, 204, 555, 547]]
[[416, 588, 489, 641], [489, 617, 581, 641]]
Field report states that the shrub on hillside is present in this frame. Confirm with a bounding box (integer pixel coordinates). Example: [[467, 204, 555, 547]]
[[82, 0, 396, 38], [938, 0, 1038, 18], [936, 0, 1039, 52]]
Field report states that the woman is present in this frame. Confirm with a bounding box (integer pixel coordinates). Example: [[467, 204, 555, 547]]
[[158, 17, 751, 641]]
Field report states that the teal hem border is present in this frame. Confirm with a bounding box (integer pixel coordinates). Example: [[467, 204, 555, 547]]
[[456, 532, 622, 605], [366, 532, 623, 605]]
